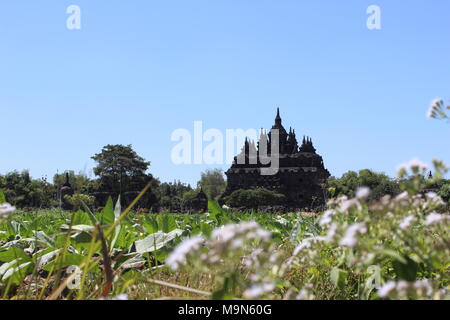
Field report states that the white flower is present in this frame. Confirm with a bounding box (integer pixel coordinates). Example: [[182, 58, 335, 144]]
[[427, 98, 442, 118], [324, 223, 338, 242], [0, 203, 16, 218], [378, 281, 397, 298], [413, 280, 433, 296], [293, 236, 325, 255], [399, 215, 416, 230], [211, 221, 271, 243], [339, 223, 367, 248], [397, 158, 428, 172], [425, 192, 445, 206], [293, 240, 312, 256], [166, 235, 204, 270], [339, 199, 359, 212], [243, 282, 275, 299], [395, 191, 409, 201], [296, 284, 315, 300], [356, 187, 371, 199], [397, 281, 409, 292], [425, 212, 450, 226], [318, 210, 336, 226]]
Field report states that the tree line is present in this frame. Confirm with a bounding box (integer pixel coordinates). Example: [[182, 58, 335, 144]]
[[0, 144, 227, 212], [1, 144, 449, 211]]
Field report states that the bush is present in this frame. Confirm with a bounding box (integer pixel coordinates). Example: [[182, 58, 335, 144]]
[[224, 188, 285, 208], [64, 193, 95, 211]]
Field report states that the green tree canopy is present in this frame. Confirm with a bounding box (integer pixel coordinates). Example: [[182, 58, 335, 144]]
[[91, 144, 158, 209], [198, 169, 226, 200], [328, 169, 401, 201]]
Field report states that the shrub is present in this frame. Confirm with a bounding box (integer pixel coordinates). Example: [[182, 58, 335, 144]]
[[224, 188, 285, 208]]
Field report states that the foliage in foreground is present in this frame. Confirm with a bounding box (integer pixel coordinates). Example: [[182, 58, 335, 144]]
[[0, 161, 449, 300]]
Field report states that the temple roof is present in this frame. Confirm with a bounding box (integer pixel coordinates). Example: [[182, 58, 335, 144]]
[[271, 107, 288, 135]]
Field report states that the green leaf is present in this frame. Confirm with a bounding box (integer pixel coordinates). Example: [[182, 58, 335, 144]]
[[0, 259, 34, 286], [0, 189, 6, 204], [115, 227, 135, 249], [101, 197, 114, 225], [330, 267, 348, 290], [362, 265, 381, 300], [200, 221, 213, 237], [135, 229, 183, 254], [81, 201, 98, 225], [72, 210, 93, 226], [110, 196, 122, 251], [34, 249, 61, 270], [43, 252, 86, 272], [60, 224, 95, 233], [32, 230, 55, 248], [144, 216, 159, 234], [0, 247, 31, 263], [392, 255, 419, 281], [157, 215, 177, 233], [119, 253, 146, 270], [212, 275, 236, 300]]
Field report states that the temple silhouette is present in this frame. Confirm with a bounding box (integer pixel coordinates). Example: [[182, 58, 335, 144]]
[[221, 108, 330, 210]]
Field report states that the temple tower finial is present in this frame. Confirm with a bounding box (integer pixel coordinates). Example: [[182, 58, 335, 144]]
[[275, 107, 282, 125]]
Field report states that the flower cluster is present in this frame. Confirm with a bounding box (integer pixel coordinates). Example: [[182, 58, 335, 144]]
[[166, 221, 278, 299], [281, 166, 449, 300], [378, 280, 448, 300], [0, 203, 16, 220]]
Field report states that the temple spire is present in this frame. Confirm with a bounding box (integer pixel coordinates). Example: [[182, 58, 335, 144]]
[[275, 107, 282, 126]]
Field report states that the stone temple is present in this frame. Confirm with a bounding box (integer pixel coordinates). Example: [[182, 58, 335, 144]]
[[221, 108, 330, 209]]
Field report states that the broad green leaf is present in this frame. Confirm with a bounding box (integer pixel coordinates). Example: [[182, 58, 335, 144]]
[[110, 196, 122, 251], [43, 252, 86, 272], [144, 216, 159, 234], [135, 229, 183, 254], [72, 210, 92, 226], [35, 249, 61, 270], [362, 265, 381, 300], [32, 230, 55, 248], [60, 224, 95, 233], [119, 253, 146, 270], [115, 227, 135, 249], [101, 196, 114, 225], [1, 260, 33, 286], [330, 267, 348, 290], [81, 201, 98, 225], [157, 214, 177, 233], [0, 247, 31, 263], [392, 255, 419, 282], [200, 221, 213, 237]]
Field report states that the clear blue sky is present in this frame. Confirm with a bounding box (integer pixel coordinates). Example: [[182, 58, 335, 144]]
[[1, 0, 449, 186]]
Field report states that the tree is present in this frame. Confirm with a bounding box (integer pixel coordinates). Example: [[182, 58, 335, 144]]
[[91, 144, 157, 209], [198, 169, 226, 200], [328, 169, 400, 201], [438, 182, 450, 206], [0, 170, 55, 208], [158, 181, 193, 212], [92, 144, 150, 195]]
